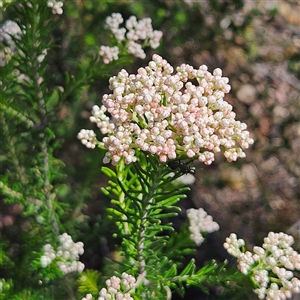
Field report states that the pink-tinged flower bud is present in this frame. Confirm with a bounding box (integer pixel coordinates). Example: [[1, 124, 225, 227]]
[[81, 55, 253, 165]]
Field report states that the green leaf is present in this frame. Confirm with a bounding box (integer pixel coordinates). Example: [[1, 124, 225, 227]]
[[164, 264, 177, 277], [101, 166, 117, 179], [180, 259, 196, 276], [196, 260, 218, 276], [45, 88, 60, 112]]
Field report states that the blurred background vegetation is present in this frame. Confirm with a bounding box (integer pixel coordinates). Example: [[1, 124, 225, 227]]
[[1, 0, 299, 299]]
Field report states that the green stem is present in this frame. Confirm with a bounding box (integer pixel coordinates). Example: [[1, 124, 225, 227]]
[[135, 163, 165, 285], [110, 154, 187, 297], [41, 138, 59, 234], [30, 5, 59, 234]]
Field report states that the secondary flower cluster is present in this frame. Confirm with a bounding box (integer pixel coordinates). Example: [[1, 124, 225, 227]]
[[224, 232, 300, 300], [0, 20, 22, 45], [81, 272, 137, 300], [40, 233, 85, 274], [99, 13, 163, 63], [47, 0, 63, 15], [77, 129, 98, 149], [0, 19, 22, 66], [79, 54, 254, 165], [187, 208, 219, 246]]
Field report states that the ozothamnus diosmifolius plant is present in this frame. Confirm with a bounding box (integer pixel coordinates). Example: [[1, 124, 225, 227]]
[[78, 46, 300, 300], [1, 1, 299, 300], [0, 2, 90, 299]]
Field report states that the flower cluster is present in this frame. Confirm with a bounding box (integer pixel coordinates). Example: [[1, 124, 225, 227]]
[[99, 46, 119, 65], [40, 233, 85, 274], [77, 129, 98, 149], [187, 208, 219, 246], [0, 20, 22, 45], [0, 19, 22, 66], [224, 232, 300, 300], [47, 0, 63, 15], [79, 54, 254, 165], [81, 272, 137, 300], [99, 13, 163, 63]]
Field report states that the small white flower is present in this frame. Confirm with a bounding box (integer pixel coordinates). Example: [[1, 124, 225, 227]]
[[40, 233, 85, 274], [187, 208, 219, 246], [95, 274, 136, 300], [100, 13, 163, 61], [78, 129, 98, 149], [99, 46, 119, 64], [47, 0, 63, 15], [82, 294, 93, 300]]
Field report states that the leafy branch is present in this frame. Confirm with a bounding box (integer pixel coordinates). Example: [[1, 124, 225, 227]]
[[101, 152, 190, 293]]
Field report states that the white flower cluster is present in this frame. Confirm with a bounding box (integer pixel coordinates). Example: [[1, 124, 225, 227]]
[[79, 54, 253, 166], [99, 13, 163, 63], [0, 20, 22, 66], [77, 129, 98, 149], [187, 208, 219, 246], [99, 46, 119, 65], [47, 0, 63, 15], [224, 232, 300, 300], [0, 20, 22, 45], [40, 233, 85, 274], [223, 233, 245, 257], [81, 273, 136, 300]]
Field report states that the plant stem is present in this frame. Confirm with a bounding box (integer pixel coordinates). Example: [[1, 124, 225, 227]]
[[135, 163, 164, 286], [30, 5, 59, 234]]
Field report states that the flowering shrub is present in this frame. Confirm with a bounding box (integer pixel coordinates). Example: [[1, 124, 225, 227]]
[[76, 52, 257, 298], [1, 1, 299, 300]]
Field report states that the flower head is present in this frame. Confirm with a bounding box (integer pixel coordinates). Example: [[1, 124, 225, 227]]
[[47, 0, 63, 15], [224, 232, 300, 299], [99, 46, 119, 64], [97, 273, 136, 300], [187, 208, 219, 246], [40, 233, 85, 274], [99, 13, 163, 63], [79, 55, 253, 166]]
